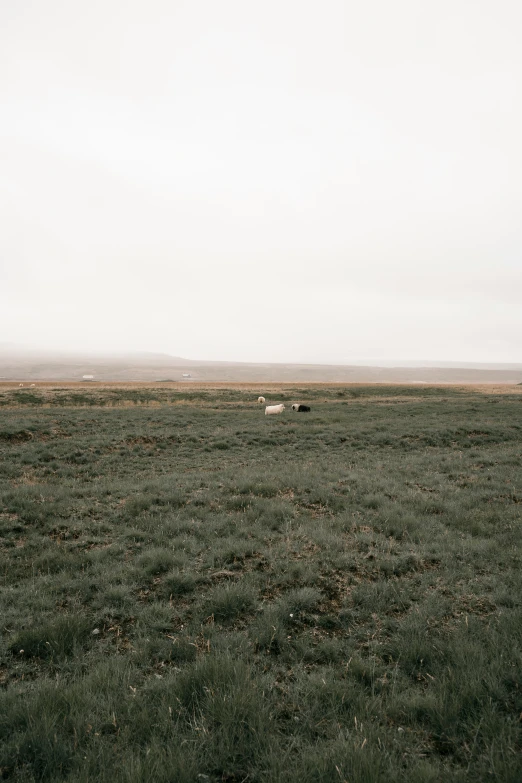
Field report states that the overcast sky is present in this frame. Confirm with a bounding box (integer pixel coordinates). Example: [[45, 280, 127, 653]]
[[1, 0, 521, 364]]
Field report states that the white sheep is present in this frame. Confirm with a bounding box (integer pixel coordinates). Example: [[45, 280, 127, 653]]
[[265, 404, 285, 415]]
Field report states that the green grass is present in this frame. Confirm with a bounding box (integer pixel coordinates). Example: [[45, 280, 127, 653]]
[[0, 384, 521, 781]]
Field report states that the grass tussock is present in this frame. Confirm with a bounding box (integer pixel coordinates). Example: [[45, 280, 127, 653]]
[[8, 615, 93, 660]]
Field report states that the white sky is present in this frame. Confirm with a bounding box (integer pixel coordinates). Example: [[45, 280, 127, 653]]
[[1, 0, 521, 364]]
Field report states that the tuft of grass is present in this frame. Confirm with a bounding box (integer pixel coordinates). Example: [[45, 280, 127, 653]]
[[9, 615, 93, 661], [276, 587, 323, 626], [135, 547, 176, 575], [160, 570, 196, 597], [134, 636, 197, 666], [203, 584, 257, 623]]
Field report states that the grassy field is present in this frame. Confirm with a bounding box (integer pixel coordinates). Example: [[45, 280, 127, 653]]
[[1, 383, 521, 782]]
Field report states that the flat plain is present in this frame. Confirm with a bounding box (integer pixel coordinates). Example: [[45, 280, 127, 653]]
[[1, 383, 521, 782]]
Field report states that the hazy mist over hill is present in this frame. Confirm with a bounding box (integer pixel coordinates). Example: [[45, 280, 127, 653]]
[[1, 345, 521, 384]]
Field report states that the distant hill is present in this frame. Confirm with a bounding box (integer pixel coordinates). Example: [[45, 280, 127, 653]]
[[1, 347, 521, 384]]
